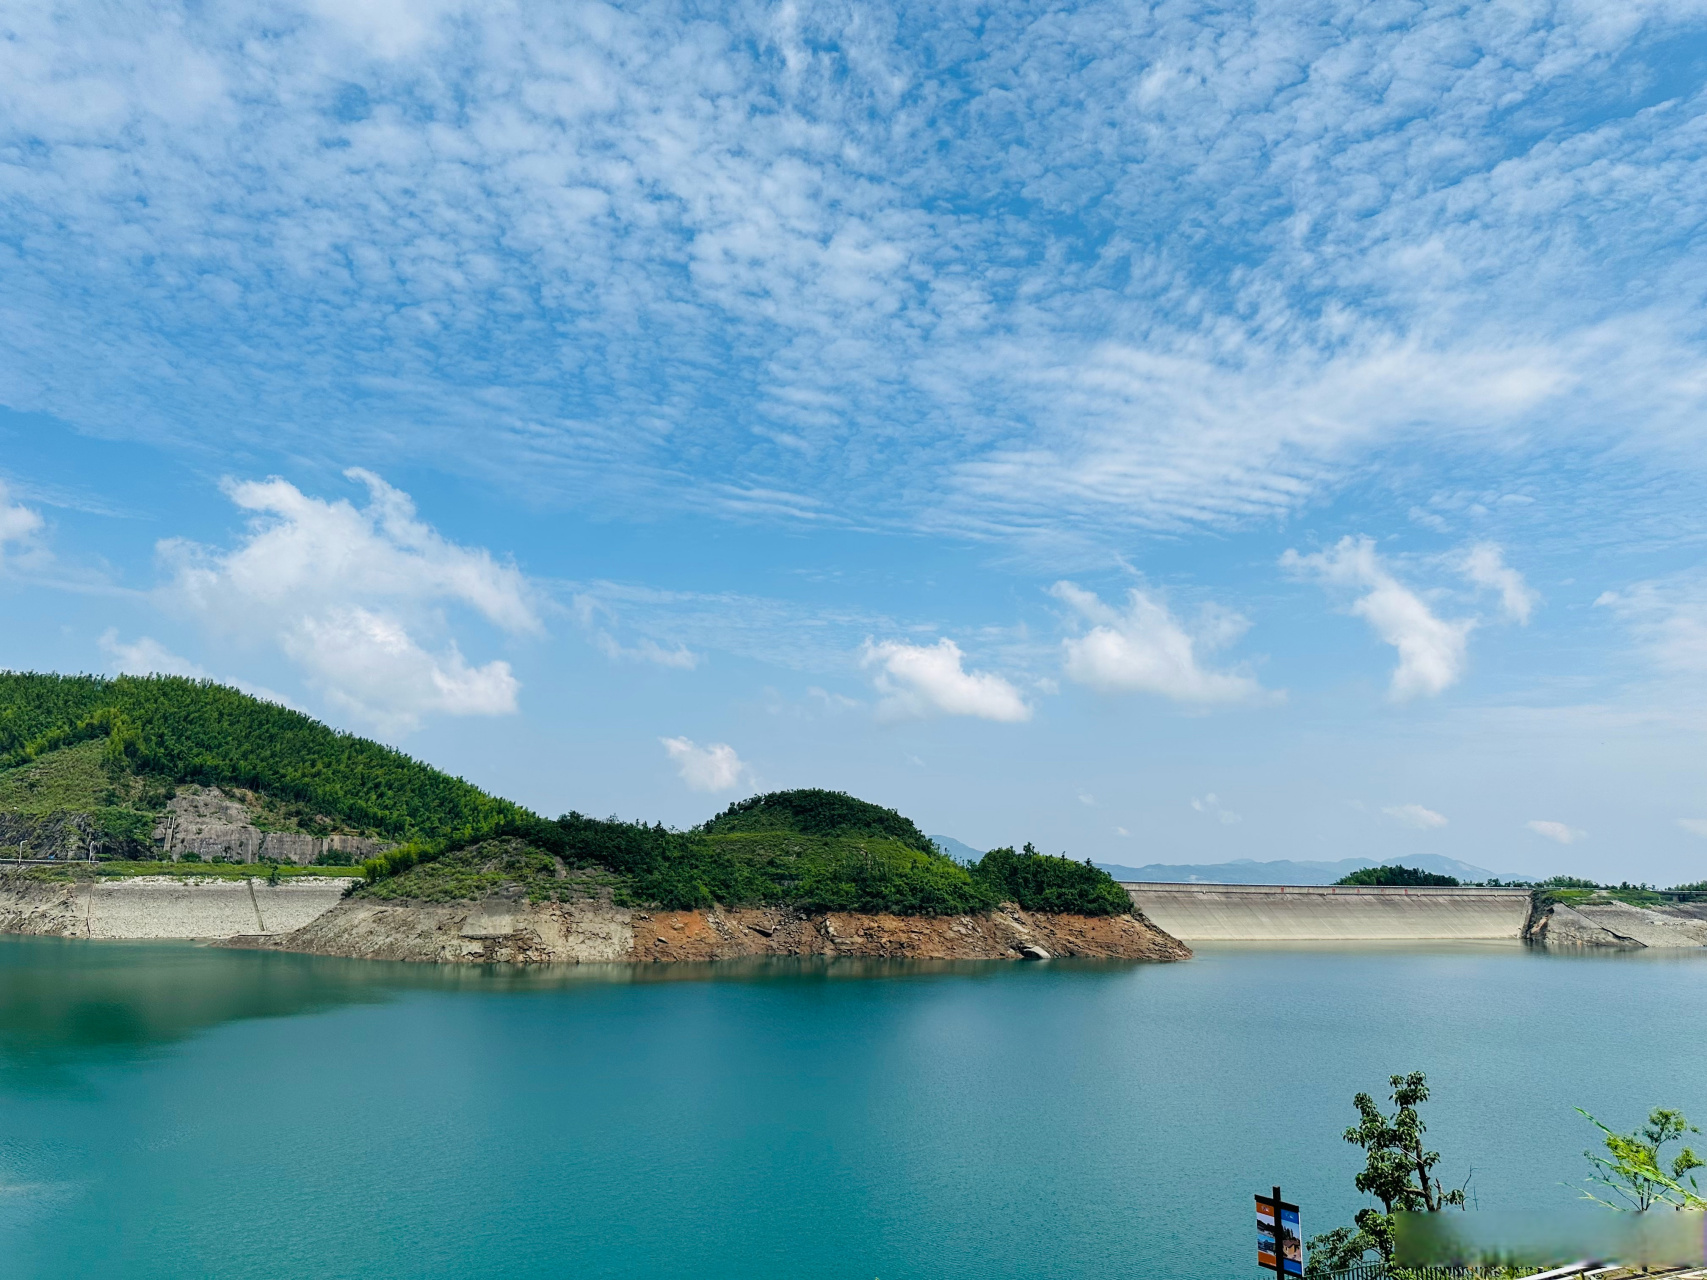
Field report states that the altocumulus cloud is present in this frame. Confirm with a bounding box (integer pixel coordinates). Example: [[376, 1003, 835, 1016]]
[[157, 470, 539, 733], [1283, 537, 1473, 701], [661, 737, 748, 793], [6, 1, 1707, 548], [860, 639, 1031, 723], [1052, 582, 1269, 705]]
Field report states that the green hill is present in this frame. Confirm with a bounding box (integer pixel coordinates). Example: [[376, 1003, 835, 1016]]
[[1, 672, 1135, 917], [0, 672, 522, 845]]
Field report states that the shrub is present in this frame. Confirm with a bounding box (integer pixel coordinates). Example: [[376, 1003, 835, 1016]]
[[702, 789, 934, 851], [972, 843, 1133, 915], [1335, 865, 1459, 887]]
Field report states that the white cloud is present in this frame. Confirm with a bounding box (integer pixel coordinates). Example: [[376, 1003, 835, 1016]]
[[0, 483, 45, 569], [596, 634, 700, 670], [1191, 793, 1241, 825], [1052, 582, 1269, 704], [1282, 537, 1474, 700], [1595, 577, 1707, 678], [7, 0, 1707, 553], [1383, 803, 1448, 831], [158, 470, 536, 732], [860, 638, 1031, 723], [99, 630, 209, 679], [571, 593, 701, 670], [1527, 819, 1586, 845], [1677, 819, 1707, 839], [1460, 543, 1538, 624], [99, 629, 299, 709], [661, 737, 748, 793]]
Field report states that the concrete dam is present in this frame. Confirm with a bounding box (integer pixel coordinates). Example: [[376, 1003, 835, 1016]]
[[1122, 882, 1534, 942], [0, 874, 357, 940]]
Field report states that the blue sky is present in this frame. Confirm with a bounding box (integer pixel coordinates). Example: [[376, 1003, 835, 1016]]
[[2, 0, 1705, 882]]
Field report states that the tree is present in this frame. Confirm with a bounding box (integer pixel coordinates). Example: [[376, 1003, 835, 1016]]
[[1578, 1107, 1705, 1211], [1305, 1072, 1464, 1276], [1334, 866, 1459, 887]]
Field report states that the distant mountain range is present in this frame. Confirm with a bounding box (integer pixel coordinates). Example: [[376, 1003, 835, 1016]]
[[1092, 854, 1520, 885], [930, 837, 1517, 884]]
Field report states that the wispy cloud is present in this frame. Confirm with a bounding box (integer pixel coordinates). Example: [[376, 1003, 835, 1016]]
[[1052, 582, 1270, 705], [1191, 794, 1241, 825], [0, 482, 45, 572], [1595, 575, 1707, 678], [1384, 804, 1448, 831], [3, 2, 1705, 547], [1527, 819, 1586, 845], [158, 470, 536, 733], [1283, 536, 1474, 700], [661, 737, 749, 793], [861, 638, 1031, 723]]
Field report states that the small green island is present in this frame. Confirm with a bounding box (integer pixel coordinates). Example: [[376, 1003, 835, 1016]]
[[0, 672, 1178, 963]]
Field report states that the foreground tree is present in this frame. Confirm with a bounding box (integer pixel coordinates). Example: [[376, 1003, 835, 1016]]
[[1305, 1071, 1465, 1276], [1579, 1107, 1705, 1211]]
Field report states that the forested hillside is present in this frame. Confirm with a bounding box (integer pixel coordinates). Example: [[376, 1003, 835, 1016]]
[[385, 792, 1136, 917], [0, 672, 521, 839], [1, 673, 1135, 917]]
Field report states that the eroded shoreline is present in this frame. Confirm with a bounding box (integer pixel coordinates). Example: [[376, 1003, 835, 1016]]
[[0, 871, 1189, 963]]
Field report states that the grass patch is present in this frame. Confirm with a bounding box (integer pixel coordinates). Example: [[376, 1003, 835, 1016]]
[[0, 739, 118, 813], [359, 839, 620, 904], [1538, 884, 1672, 908]]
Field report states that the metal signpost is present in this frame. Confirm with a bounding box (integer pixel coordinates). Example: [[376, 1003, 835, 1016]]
[[1256, 1186, 1303, 1277]]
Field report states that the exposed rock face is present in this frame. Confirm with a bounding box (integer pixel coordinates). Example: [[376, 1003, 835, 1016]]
[[1529, 900, 1707, 949], [0, 811, 96, 860], [153, 789, 387, 865], [250, 897, 1192, 965], [262, 894, 636, 963]]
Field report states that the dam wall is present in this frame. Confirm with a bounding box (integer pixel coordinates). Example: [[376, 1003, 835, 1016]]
[[1122, 882, 1533, 942], [0, 874, 357, 940]]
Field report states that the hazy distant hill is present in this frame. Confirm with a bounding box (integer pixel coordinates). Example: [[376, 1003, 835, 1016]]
[[1092, 854, 1520, 885], [929, 834, 987, 863]]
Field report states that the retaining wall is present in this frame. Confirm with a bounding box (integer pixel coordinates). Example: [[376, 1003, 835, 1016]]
[[0, 875, 356, 940], [1121, 882, 1533, 942]]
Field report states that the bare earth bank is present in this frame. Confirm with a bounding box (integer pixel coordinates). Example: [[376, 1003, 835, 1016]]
[[237, 896, 1192, 964]]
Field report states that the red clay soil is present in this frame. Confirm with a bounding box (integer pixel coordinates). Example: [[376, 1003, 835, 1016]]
[[630, 903, 1190, 962]]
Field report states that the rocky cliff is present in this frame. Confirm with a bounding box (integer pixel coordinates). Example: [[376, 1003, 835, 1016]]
[[1526, 898, 1707, 948], [152, 789, 387, 865]]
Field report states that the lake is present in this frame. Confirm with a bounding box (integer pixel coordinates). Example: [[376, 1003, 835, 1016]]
[[0, 936, 1702, 1278]]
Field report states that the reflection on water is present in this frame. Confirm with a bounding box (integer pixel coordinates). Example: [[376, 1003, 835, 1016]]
[[0, 934, 1138, 1073]]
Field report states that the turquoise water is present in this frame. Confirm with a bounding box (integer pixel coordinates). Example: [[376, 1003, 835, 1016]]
[[0, 936, 1703, 1279]]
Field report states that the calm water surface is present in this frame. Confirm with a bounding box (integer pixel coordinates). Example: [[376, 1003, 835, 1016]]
[[0, 936, 1702, 1279]]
